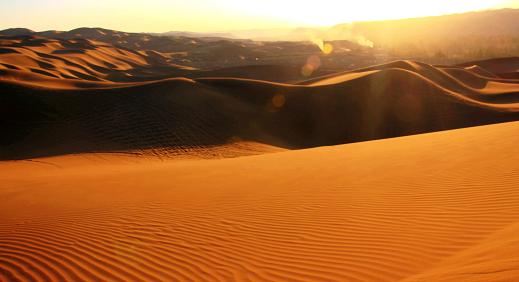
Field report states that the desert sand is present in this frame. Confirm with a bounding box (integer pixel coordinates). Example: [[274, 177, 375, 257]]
[[1, 121, 519, 281], [2, 29, 519, 281]]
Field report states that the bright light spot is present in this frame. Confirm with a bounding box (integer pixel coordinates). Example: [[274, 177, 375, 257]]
[[313, 38, 335, 54], [323, 43, 334, 55]]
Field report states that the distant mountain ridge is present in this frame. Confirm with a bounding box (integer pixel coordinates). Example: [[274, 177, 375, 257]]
[[333, 8, 519, 43], [220, 9, 519, 41], [3, 8, 518, 41]]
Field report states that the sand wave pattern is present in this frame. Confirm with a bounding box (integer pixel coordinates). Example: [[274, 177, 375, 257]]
[[1, 121, 519, 281]]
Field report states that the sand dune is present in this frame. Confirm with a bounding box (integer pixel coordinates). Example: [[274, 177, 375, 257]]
[[2, 34, 519, 281], [0, 35, 196, 82], [0, 35, 334, 83], [0, 27, 201, 53], [2, 55, 519, 159], [1, 121, 519, 281], [458, 57, 519, 79]]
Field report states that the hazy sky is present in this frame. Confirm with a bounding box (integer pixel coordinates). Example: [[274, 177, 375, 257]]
[[1, 0, 518, 32]]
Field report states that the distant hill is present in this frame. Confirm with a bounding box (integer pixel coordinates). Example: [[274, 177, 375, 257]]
[[327, 9, 519, 59], [226, 9, 519, 60], [227, 9, 519, 41], [0, 28, 35, 36], [338, 8, 519, 41]]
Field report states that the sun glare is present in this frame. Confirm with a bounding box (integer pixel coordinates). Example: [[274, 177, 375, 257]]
[[0, 0, 517, 32], [225, 0, 509, 26]]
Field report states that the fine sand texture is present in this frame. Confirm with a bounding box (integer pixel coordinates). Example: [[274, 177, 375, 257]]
[[1, 121, 519, 281]]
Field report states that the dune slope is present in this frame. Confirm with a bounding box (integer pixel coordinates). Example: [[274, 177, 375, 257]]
[[1, 121, 519, 281]]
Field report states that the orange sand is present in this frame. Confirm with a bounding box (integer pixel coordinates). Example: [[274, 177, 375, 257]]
[[2, 121, 519, 281]]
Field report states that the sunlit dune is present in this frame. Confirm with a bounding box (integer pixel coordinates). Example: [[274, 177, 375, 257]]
[[2, 120, 519, 281]]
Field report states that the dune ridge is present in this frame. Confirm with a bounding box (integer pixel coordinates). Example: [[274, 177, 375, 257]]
[[2, 120, 519, 281]]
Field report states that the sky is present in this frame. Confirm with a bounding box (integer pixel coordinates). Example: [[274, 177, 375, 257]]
[[0, 0, 518, 32]]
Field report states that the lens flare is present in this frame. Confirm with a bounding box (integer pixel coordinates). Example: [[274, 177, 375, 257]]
[[272, 94, 286, 108], [301, 55, 322, 77]]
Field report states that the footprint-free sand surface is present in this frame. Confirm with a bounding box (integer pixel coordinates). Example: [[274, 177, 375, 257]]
[[2, 121, 519, 281]]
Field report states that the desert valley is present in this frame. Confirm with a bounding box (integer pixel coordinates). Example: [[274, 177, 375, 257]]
[[1, 4, 519, 282]]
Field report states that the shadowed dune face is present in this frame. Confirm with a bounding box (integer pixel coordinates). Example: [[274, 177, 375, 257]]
[[1, 56, 519, 160], [0, 79, 252, 159]]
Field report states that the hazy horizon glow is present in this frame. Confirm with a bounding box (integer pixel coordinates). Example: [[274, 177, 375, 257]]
[[0, 0, 518, 32]]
